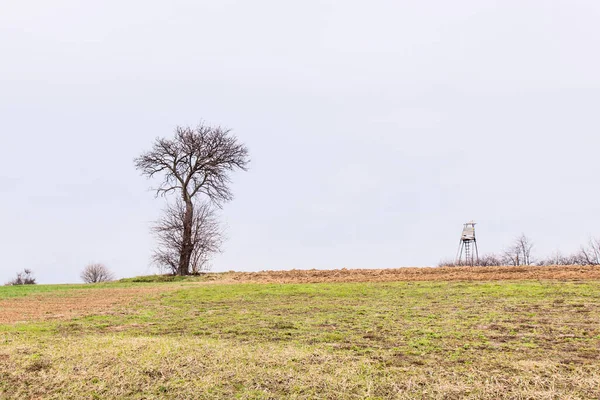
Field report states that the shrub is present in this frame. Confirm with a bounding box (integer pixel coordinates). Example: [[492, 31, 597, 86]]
[[438, 254, 504, 267], [81, 263, 115, 283], [6, 269, 36, 285]]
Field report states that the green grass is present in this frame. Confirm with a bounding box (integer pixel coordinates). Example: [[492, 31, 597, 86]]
[[0, 283, 103, 300], [1, 280, 599, 399], [0, 281, 160, 300], [118, 274, 211, 283]]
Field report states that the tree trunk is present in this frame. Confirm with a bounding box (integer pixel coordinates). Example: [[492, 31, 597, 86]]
[[178, 197, 194, 275]]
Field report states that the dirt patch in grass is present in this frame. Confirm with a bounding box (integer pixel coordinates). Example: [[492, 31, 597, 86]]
[[215, 265, 600, 284], [0, 287, 170, 324]]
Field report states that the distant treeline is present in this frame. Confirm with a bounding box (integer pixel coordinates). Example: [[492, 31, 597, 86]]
[[440, 234, 600, 267]]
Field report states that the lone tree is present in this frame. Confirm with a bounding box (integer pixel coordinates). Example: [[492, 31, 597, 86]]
[[135, 124, 249, 275], [152, 198, 223, 274], [81, 263, 115, 283]]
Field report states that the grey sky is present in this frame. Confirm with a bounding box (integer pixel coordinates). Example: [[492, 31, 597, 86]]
[[1, 1, 599, 284]]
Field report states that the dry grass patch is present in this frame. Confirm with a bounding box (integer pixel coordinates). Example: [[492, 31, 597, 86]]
[[1, 335, 599, 399], [207, 265, 600, 284]]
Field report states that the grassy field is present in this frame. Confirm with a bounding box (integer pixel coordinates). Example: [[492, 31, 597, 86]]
[[1, 277, 599, 399]]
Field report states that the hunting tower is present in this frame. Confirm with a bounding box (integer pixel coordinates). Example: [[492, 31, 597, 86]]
[[456, 221, 479, 266]]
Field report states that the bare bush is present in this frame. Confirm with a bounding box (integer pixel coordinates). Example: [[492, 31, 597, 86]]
[[152, 199, 223, 275], [537, 251, 583, 266], [5, 269, 36, 285], [437, 259, 458, 267], [477, 253, 504, 266], [81, 263, 115, 283], [439, 253, 503, 267]]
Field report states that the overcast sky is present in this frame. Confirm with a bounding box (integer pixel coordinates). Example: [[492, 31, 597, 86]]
[[1, 1, 599, 284]]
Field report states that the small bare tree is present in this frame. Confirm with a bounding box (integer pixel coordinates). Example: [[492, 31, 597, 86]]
[[502, 234, 534, 266], [135, 124, 249, 275], [501, 246, 519, 266], [516, 234, 534, 265], [576, 237, 600, 265], [152, 199, 223, 274], [6, 269, 36, 285], [81, 263, 114, 283]]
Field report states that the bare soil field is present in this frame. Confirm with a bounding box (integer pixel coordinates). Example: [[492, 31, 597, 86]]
[[217, 265, 600, 284], [0, 286, 169, 324]]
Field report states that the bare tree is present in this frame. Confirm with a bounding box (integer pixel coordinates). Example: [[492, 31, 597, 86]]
[[135, 124, 249, 275], [576, 237, 600, 265], [152, 199, 223, 274], [502, 234, 534, 266], [81, 263, 114, 283], [516, 234, 534, 265], [501, 248, 520, 266], [5, 269, 36, 285]]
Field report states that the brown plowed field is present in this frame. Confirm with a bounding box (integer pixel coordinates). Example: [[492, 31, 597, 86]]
[[219, 265, 600, 284], [0, 287, 168, 324]]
